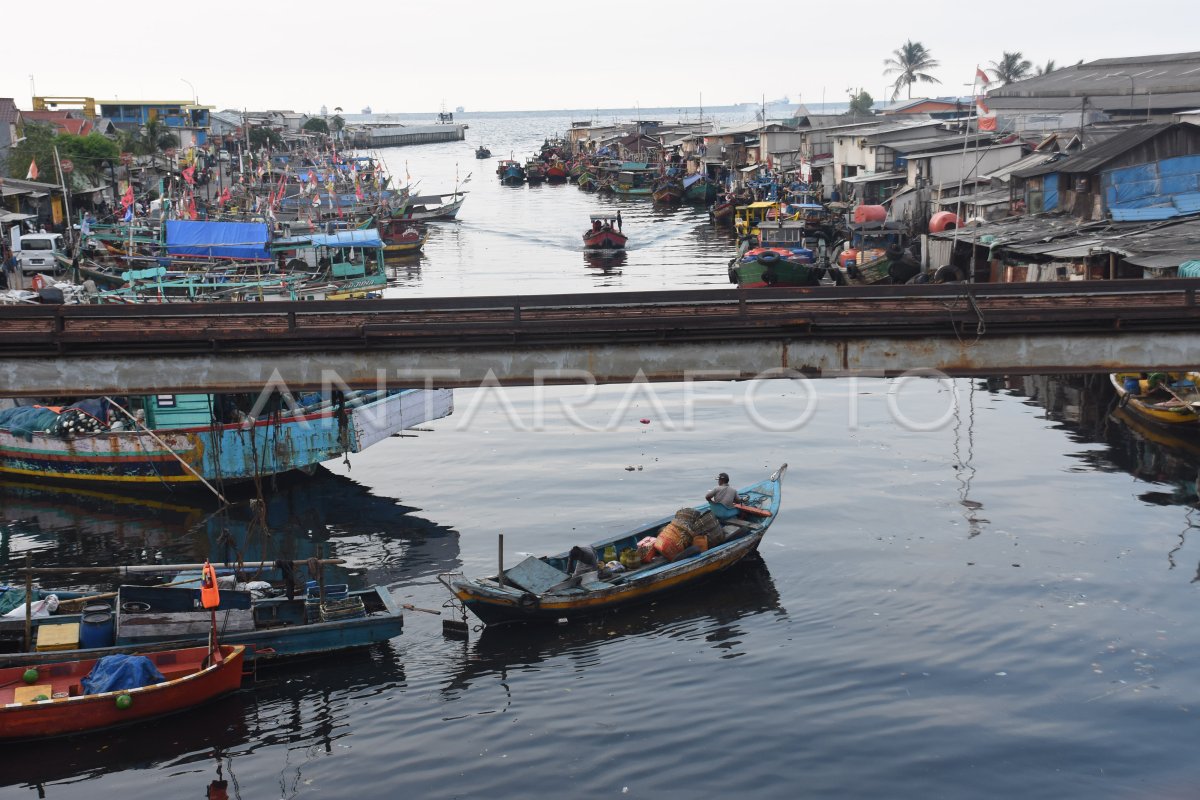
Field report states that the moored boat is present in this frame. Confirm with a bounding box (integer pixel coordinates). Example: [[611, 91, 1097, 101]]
[[1, 583, 404, 668], [652, 176, 684, 204], [497, 159, 525, 185], [544, 160, 568, 183], [582, 215, 627, 249], [0, 644, 245, 740], [1110, 372, 1200, 427], [0, 387, 453, 489], [440, 464, 787, 625]]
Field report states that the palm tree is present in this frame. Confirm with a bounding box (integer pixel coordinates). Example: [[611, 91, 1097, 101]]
[[1035, 59, 1058, 77], [989, 52, 1033, 85], [883, 40, 941, 101]]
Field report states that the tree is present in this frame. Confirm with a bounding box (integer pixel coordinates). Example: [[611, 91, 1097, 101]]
[[249, 126, 284, 149], [6, 122, 57, 181], [1035, 59, 1058, 76], [883, 40, 941, 100], [989, 52, 1033, 85], [132, 117, 179, 155], [59, 133, 119, 183], [848, 90, 875, 115], [330, 114, 345, 133], [302, 117, 329, 135]]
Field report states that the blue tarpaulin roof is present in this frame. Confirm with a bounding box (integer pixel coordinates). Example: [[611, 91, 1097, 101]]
[[165, 221, 270, 260]]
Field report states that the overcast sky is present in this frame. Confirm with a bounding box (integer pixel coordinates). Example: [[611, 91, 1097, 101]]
[[5, 0, 1198, 115]]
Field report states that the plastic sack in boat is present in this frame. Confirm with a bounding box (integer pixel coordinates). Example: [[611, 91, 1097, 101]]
[[81, 654, 166, 695], [2, 593, 58, 618]]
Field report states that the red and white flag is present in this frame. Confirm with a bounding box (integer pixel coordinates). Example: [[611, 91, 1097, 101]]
[[25, 160, 38, 181], [976, 97, 997, 131], [976, 67, 991, 88]]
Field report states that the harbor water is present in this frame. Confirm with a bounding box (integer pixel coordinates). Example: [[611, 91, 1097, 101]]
[[1, 113, 1199, 799]]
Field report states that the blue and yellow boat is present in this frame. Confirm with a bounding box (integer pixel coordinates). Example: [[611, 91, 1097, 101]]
[[441, 465, 787, 625]]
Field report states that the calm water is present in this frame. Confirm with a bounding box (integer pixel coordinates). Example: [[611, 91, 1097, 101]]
[[2, 115, 1200, 799]]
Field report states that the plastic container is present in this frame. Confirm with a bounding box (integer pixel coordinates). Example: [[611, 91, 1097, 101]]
[[80, 611, 115, 649], [1123, 377, 1140, 394]]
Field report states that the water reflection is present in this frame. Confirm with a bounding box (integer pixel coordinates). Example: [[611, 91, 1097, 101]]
[[442, 555, 784, 694], [582, 249, 626, 275], [0, 469, 461, 591]]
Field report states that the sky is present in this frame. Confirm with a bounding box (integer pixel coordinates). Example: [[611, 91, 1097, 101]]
[[4, 0, 1199, 116]]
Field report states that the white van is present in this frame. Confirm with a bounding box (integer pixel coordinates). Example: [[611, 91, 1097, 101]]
[[15, 233, 65, 273]]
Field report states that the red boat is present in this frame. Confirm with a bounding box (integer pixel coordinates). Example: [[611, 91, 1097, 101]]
[[544, 160, 568, 183], [0, 644, 245, 740], [583, 215, 627, 249]]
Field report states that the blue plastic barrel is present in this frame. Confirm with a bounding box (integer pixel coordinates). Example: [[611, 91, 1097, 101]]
[[1123, 378, 1140, 394], [80, 611, 115, 648]]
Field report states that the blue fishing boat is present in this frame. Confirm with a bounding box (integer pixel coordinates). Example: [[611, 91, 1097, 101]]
[[441, 465, 787, 625], [0, 583, 404, 668], [0, 387, 453, 489], [497, 159, 525, 185]]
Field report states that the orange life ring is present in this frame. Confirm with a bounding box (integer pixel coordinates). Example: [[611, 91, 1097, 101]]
[[200, 561, 221, 609]]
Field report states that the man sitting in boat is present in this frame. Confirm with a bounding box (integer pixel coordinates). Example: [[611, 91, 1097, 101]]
[[705, 472, 739, 520]]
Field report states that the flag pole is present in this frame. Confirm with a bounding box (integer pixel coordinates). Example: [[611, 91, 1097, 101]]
[[52, 145, 74, 252]]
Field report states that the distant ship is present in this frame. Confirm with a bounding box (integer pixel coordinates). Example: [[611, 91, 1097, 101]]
[[362, 105, 372, 115], [455, 106, 464, 113]]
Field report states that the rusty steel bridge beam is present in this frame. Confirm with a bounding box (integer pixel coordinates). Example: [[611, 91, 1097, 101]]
[[1, 281, 1197, 396]]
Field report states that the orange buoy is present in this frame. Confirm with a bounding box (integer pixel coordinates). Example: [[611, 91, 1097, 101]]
[[852, 204, 887, 224], [929, 211, 962, 233], [200, 561, 220, 609]]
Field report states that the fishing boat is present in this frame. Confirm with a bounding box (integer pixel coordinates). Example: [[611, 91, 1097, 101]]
[[525, 160, 546, 185], [544, 160, 568, 183], [497, 159, 525, 185], [728, 220, 843, 288], [1110, 372, 1200, 427], [611, 166, 656, 197], [475, 145, 492, 159], [582, 215, 627, 249], [709, 197, 735, 224], [1, 583, 404, 668], [379, 221, 429, 255], [385, 191, 466, 223], [439, 464, 787, 625], [0, 387, 453, 488], [682, 174, 717, 204], [651, 176, 684, 204], [0, 644, 245, 740], [576, 172, 598, 192]]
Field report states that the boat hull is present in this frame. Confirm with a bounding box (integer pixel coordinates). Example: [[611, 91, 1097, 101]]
[[1110, 372, 1200, 427], [0, 390, 453, 487], [0, 587, 403, 668], [583, 230, 628, 249], [0, 644, 244, 740]]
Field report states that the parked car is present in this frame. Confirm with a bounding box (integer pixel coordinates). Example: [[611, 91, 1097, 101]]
[[15, 233, 65, 273]]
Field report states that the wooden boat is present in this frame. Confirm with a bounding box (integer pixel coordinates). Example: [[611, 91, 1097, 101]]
[[1, 584, 404, 668], [0, 644, 245, 740], [0, 387, 453, 488], [682, 174, 717, 204], [386, 191, 465, 223], [710, 198, 735, 224], [475, 145, 492, 159], [1110, 372, 1200, 427], [497, 160, 525, 185], [611, 167, 656, 197], [582, 215, 627, 249], [544, 160, 568, 183], [380, 221, 429, 255], [440, 464, 787, 625], [576, 172, 598, 192], [525, 160, 546, 185], [729, 220, 844, 288], [652, 176, 684, 204]]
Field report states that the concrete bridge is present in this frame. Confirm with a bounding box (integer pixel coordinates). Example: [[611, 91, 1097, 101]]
[[1, 280, 1198, 396]]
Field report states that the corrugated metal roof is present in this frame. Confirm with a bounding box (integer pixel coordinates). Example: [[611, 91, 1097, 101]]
[[929, 211, 1200, 268], [987, 52, 1200, 113], [1010, 123, 1176, 177]]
